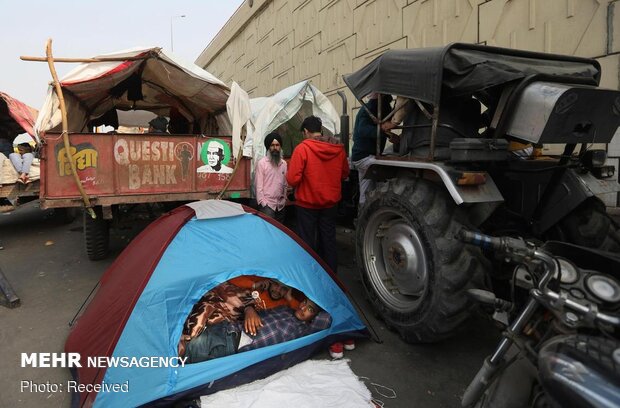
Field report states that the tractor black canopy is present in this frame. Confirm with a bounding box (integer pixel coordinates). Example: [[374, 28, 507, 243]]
[[342, 43, 601, 105]]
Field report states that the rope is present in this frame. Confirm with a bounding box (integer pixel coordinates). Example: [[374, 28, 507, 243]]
[[359, 376, 397, 407]]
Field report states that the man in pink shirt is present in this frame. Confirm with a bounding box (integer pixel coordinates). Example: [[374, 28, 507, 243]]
[[255, 132, 287, 223]]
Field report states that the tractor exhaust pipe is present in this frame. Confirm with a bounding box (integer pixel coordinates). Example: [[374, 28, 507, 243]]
[[337, 90, 350, 157]]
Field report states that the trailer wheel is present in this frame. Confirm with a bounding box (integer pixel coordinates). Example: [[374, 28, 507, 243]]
[[548, 197, 620, 252], [84, 207, 110, 261], [356, 176, 487, 343]]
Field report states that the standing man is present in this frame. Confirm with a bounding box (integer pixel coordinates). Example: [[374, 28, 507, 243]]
[[286, 116, 349, 273], [351, 93, 396, 205], [255, 132, 287, 223]]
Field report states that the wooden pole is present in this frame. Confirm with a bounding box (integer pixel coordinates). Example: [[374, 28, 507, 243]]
[[44, 39, 96, 219], [216, 130, 246, 200], [21, 55, 148, 63]]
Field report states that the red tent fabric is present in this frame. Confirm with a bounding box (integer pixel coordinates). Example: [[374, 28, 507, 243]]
[[65, 206, 194, 407]]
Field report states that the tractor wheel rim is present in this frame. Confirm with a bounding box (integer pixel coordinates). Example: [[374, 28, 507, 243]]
[[362, 208, 429, 312]]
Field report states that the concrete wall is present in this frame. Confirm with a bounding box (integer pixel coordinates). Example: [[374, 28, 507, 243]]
[[196, 0, 620, 206]]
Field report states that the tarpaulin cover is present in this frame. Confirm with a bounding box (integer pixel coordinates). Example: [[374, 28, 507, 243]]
[[65, 201, 366, 407], [227, 81, 252, 159], [0, 91, 38, 141], [343, 43, 601, 105], [34, 47, 231, 136], [246, 80, 341, 163]]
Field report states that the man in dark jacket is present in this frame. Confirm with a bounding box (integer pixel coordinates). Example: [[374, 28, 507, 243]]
[[286, 116, 349, 273], [148, 116, 169, 133], [351, 94, 395, 205]]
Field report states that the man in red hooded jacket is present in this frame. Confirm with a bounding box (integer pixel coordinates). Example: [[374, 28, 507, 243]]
[[286, 116, 349, 273]]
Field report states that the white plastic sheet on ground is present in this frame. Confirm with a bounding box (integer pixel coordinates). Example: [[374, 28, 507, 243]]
[[200, 359, 373, 408]]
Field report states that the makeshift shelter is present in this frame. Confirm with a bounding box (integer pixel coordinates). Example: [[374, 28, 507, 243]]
[[0, 91, 38, 142], [0, 92, 39, 185], [34, 47, 232, 136], [65, 200, 367, 407], [237, 80, 341, 162]]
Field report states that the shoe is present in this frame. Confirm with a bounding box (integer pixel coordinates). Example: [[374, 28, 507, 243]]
[[329, 342, 344, 359], [343, 339, 356, 351]]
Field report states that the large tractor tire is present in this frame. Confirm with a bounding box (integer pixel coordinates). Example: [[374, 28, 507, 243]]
[[84, 207, 110, 261], [548, 197, 620, 252], [356, 176, 488, 343]]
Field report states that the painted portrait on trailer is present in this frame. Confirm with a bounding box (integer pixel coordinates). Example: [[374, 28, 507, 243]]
[[197, 139, 233, 174]]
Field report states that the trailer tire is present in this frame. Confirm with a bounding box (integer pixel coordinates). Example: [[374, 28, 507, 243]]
[[548, 197, 620, 253], [84, 207, 110, 261], [356, 176, 487, 343]]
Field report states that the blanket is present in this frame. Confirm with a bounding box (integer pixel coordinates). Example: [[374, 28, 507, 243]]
[[0, 153, 40, 184]]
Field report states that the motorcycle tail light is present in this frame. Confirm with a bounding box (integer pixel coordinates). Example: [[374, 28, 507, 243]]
[[581, 149, 607, 168], [585, 275, 620, 303]]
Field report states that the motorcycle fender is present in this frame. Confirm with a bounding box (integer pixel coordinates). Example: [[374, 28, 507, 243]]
[[539, 335, 620, 408], [473, 355, 538, 408]]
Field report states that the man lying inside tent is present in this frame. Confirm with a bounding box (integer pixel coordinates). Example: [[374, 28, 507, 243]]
[[178, 276, 303, 355], [184, 298, 331, 363]]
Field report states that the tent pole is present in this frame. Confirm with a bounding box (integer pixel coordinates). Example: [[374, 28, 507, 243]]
[[44, 39, 96, 219]]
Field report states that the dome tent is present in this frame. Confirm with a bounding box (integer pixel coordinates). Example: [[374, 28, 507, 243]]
[[65, 200, 367, 407]]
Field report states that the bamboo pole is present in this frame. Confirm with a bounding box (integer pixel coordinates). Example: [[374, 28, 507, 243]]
[[44, 39, 96, 219], [21, 55, 148, 63], [216, 130, 246, 200]]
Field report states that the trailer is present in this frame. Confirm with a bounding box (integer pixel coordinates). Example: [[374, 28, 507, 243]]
[[22, 42, 252, 260]]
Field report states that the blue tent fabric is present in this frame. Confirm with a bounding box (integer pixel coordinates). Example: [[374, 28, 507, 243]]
[[94, 209, 366, 407]]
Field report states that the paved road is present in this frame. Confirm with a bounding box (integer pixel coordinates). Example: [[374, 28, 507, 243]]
[[0, 203, 500, 407]]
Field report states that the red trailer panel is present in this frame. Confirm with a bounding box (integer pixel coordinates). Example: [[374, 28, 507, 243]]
[[40, 133, 250, 207]]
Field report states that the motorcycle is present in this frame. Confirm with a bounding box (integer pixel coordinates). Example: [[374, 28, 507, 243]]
[[459, 230, 620, 408]]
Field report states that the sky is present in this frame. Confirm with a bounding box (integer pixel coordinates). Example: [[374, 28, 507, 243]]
[[0, 0, 244, 108]]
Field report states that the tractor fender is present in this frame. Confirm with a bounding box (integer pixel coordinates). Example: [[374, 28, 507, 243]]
[[365, 159, 504, 205], [535, 169, 620, 233]]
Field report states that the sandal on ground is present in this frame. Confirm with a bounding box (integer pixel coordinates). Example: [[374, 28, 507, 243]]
[[0, 204, 16, 213]]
